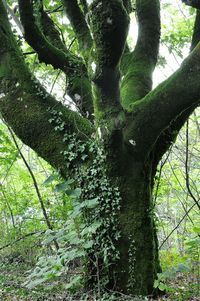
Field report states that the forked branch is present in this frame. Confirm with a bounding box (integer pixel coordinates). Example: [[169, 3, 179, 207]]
[[18, 0, 84, 76], [0, 0, 93, 174]]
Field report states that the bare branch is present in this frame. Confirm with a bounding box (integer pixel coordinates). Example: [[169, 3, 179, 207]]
[[151, 10, 200, 165], [159, 202, 197, 249], [7, 126, 59, 250], [185, 120, 200, 210], [0, 231, 45, 251], [2, 0, 24, 34], [0, 188, 16, 228], [151, 105, 195, 168]]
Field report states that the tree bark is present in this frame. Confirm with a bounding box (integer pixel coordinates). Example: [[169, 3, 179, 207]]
[[0, 0, 200, 296], [100, 134, 160, 295]]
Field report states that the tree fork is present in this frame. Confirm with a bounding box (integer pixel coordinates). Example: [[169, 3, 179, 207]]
[[0, 0, 200, 296]]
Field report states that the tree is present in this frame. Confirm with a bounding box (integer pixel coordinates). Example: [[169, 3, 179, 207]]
[[0, 0, 199, 296]]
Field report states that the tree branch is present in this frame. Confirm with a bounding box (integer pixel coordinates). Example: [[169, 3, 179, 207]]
[[90, 0, 129, 73], [182, 0, 200, 9], [0, 231, 45, 251], [18, 0, 83, 75], [37, 1, 68, 53], [151, 10, 200, 166], [0, 188, 16, 228], [121, 0, 160, 110], [17, 0, 94, 118], [123, 44, 200, 160], [191, 10, 200, 51], [2, 0, 24, 34], [62, 0, 92, 58], [8, 126, 59, 249], [151, 106, 195, 170], [90, 0, 129, 117], [185, 120, 200, 210], [79, 0, 88, 15], [0, 0, 93, 175], [123, 0, 133, 13], [159, 202, 197, 249]]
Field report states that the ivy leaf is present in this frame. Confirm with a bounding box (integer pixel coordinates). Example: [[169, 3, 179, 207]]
[[83, 198, 99, 209]]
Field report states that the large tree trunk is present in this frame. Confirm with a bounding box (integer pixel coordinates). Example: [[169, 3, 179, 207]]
[[103, 136, 160, 295], [0, 0, 200, 297], [116, 165, 158, 295]]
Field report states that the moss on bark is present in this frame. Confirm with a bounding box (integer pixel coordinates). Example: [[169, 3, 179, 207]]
[[1, 0, 200, 296], [103, 136, 159, 295]]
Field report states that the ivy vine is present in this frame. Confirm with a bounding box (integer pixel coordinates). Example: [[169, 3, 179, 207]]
[[47, 107, 122, 288]]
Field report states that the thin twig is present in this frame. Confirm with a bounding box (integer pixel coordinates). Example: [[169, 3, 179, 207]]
[[153, 148, 172, 206], [159, 202, 197, 249], [0, 231, 45, 251], [7, 126, 59, 250], [185, 120, 200, 210]]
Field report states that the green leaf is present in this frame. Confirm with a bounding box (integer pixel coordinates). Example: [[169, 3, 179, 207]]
[[26, 277, 46, 289], [55, 182, 70, 192], [158, 282, 167, 291], [81, 221, 102, 235], [65, 275, 82, 291], [176, 263, 190, 273], [153, 279, 159, 288], [45, 229, 56, 236], [55, 179, 75, 192], [43, 174, 57, 185], [83, 240, 93, 249], [83, 198, 99, 209], [193, 226, 200, 234]]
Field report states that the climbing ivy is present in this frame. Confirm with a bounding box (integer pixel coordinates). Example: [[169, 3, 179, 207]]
[[26, 106, 122, 292]]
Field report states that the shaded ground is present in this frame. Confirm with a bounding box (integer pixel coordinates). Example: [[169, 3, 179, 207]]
[[0, 262, 199, 301]]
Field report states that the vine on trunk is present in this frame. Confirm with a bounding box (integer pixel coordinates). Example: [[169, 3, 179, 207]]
[[47, 106, 127, 290]]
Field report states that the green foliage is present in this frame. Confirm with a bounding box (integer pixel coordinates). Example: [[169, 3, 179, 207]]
[[0, 2, 200, 299], [0, 124, 19, 164], [154, 111, 200, 300], [40, 106, 122, 290], [24, 180, 101, 291], [161, 1, 195, 57]]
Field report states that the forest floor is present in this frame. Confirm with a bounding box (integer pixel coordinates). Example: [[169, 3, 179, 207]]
[[0, 262, 199, 301]]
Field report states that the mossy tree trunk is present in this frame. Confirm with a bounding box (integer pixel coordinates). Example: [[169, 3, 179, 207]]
[[107, 147, 160, 295], [0, 0, 200, 296]]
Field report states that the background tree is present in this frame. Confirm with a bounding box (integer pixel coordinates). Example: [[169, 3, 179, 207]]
[[0, 0, 199, 296]]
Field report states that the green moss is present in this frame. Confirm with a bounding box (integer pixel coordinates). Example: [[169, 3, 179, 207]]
[[120, 58, 154, 110], [100, 139, 160, 296], [90, 0, 129, 68]]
